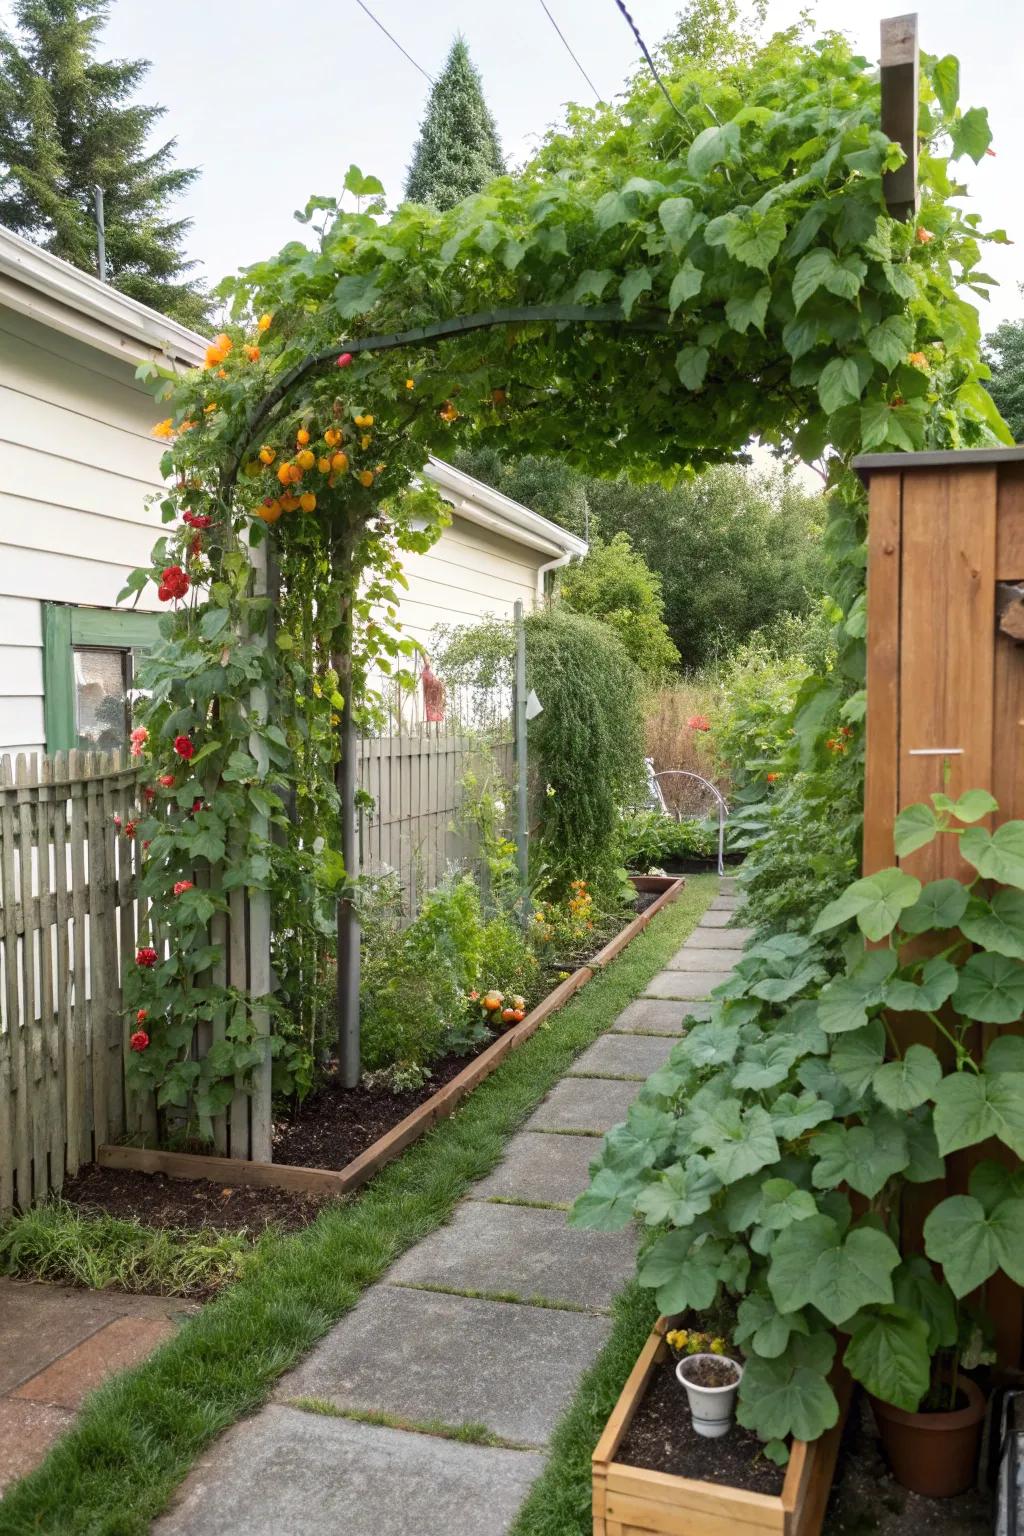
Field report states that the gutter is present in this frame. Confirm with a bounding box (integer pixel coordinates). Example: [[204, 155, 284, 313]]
[[424, 457, 587, 562]]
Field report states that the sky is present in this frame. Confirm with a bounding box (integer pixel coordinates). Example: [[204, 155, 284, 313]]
[[23, 0, 1012, 338]]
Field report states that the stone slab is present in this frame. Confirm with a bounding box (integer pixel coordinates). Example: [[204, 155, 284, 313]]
[[277, 1285, 612, 1446], [708, 896, 741, 912], [0, 1398, 72, 1496], [569, 1033, 675, 1080], [385, 1200, 635, 1310], [470, 1131, 598, 1206], [686, 926, 753, 950], [698, 908, 744, 928], [523, 1075, 638, 1134], [666, 946, 740, 971], [13, 1314, 176, 1410], [611, 998, 708, 1034], [644, 970, 732, 1000], [0, 1278, 188, 1395], [155, 1404, 545, 1536], [719, 877, 740, 895]]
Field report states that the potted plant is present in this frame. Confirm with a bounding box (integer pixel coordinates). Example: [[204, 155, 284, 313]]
[[666, 1328, 743, 1438], [574, 788, 1021, 1502]]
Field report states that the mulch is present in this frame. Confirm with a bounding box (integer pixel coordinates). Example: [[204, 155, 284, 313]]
[[617, 1354, 785, 1496], [61, 1162, 326, 1235]]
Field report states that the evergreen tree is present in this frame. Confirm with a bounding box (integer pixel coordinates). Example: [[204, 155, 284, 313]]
[[404, 38, 504, 211], [0, 0, 209, 328], [984, 304, 1024, 443]]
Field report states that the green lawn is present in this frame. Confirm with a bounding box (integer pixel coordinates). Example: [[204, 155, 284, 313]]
[[0, 876, 715, 1536]]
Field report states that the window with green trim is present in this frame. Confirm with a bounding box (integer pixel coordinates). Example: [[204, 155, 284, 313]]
[[42, 605, 162, 755]]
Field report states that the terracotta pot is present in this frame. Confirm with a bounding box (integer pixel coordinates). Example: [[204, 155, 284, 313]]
[[871, 1375, 986, 1498]]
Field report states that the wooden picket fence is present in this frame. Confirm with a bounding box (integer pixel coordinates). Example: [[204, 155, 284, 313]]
[[0, 750, 149, 1213]]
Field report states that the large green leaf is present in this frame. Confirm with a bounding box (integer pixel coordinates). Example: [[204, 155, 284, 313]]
[[724, 207, 787, 271], [732, 1036, 803, 1090], [634, 1156, 720, 1227], [831, 1022, 885, 1096], [865, 314, 914, 372], [960, 890, 1024, 960], [893, 1256, 958, 1351], [816, 974, 877, 1034], [844, 1306, 931, 1411], [737, 1354, 839, 1443], [903, 1109, 946, 1184], [818, 356, 865, 414], [769, 1091, 834, 1139], [677, 1020, 740, 1068], [933, 788, 998, 824], [619, 267, 653, 319], [768, 1215, 900, 1324], [676, 345, 710, 390], [955, 952, 1024, 1023], [960, 821, 1024, 887], [933, 1070, 1024, 1158], [885, 957, 958, 1013], [900, 878, 969, 934], [813, 868, 921, 941], [811, 1114, 909, 1198], [735, 1292, 810, 1358], [951, 105, 993, 164], [687, 121, 741, 178], [638, 1230, 724, 1313], [932, 54, 960, 116], [725, 286, 770, 335], [694, 1101, 780, 1184], [923, 1192, 1024, 1295], [873, 1045, 943, 1112], [668, 261, 704, 313], [658, 195, 697, 248], [568, 1167, 641, 1230], [893, 802, 940, 857]]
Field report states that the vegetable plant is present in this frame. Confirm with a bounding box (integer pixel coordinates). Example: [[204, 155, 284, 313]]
[[572, 789, 1023, 1460]]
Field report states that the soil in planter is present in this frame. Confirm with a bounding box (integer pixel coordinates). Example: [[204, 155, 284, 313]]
[[678, 1355, 740, 1389], [62, 1163, 326, 1235], [617, 1355, 785, 1496]]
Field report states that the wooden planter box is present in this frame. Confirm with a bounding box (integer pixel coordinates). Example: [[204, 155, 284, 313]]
[[593, 1319, 851, 1536], [99, 875, 685, 1200]]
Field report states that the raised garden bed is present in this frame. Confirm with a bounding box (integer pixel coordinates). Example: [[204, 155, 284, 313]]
[[593, 1317, 850, 1536], [99, 874, 684, 1202]]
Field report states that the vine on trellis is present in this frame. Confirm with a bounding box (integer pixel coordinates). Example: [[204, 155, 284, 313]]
[[120, 19, 1006, 1128]]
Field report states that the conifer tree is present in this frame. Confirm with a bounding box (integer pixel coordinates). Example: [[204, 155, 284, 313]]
[[404, 37, 504, 211], [0, 0, 209, 328]]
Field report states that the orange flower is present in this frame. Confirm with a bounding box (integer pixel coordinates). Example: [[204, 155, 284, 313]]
[[405, 378, 414, 390], [204, 402, 217, 413], [204, 332, 233, 368], [299, 492, 317, 512], [259, 446, 276, 465], [915, 226, 934, 244], [317, 456, 331, 473], [296, 448, 316, 471], [331, 451, 349, 473], [360, 433, 372, 450], [245, 344, 260, 362], [152, 418, 174, 439], [280, 493, 300, 512], [324, 428, 341, 448], [296, 428, 311, 446], [257, 313, 272, 333], [908, 351, 929, 369], [439, 401, 458, 422], [357, 469, 374, 488]]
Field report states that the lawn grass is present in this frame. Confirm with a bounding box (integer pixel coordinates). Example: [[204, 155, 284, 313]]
[[0, 1201, 250, 1297], [0, 876, 714, 1536], [509, 1282, 659, 1536]]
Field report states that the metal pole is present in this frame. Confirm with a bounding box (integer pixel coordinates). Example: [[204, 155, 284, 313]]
[[93, 186, 107, 282], [334, 526, 360, 1088], [513, 600, 529, 910]]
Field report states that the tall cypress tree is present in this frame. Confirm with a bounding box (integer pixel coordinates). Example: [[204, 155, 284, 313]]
[[0, 0, 209, 328], [404, 37, 504, 212]]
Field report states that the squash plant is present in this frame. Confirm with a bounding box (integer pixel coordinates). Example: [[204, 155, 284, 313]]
[[571, 789, 1024, 1460]]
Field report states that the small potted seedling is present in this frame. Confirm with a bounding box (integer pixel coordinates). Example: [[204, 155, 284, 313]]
[[667, 1329, 743, 1439]]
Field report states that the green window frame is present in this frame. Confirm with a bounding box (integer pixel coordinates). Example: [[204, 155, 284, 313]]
[[42, 604, 163, 754]]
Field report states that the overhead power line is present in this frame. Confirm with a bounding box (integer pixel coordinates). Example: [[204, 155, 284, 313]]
[[612, 0, 687, 122], [537, 0, 602, 102], [352, 0, 434, 84]]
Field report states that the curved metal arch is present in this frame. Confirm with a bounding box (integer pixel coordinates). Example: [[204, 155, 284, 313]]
[[223, 302, 674, 493], [652, 770, 729, 879]]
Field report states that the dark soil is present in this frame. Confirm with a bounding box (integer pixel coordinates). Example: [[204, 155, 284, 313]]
[[617, 1355, 785, 1496], [62, 1162, 327, 1235], [678, 1355, 741, 1389], [824, 1396, 992, 1535]]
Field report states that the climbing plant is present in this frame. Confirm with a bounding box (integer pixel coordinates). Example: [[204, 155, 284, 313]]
[[122, 16, 1005, 1125]]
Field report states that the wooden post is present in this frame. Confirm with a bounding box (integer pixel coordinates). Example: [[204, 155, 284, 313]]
[[334, 519, 361, 1089], [247, 535, 273, 1162], [880, 13, 919, 223]]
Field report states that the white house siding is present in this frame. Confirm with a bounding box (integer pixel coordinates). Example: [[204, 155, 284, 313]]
[[395, 515, 546, 655]]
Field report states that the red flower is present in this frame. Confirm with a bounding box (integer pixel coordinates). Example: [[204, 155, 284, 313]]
[[159, 565, 190, 601], [129, 1030, 150, 1052], [173, 736, 195, 760], [192, 798, 203, 814], [124, 820, 137, 839], [173, 880, 194, 896], [136, 1008, 148, 1023], [136, 946, 158, 967], [183, 511, 212, 529], [158, 774, 175, 788], [336, 352, 353, 368], [112, 813, 122, 829], [143, 786, 155, 803], [766, 772, 779, 783], [189, 534, 202, 557], [686, 714, 711, 732]]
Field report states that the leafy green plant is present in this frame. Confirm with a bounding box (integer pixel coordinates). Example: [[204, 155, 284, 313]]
[[559, 532, 680, 679], [572, 789, 1023, 1457], [620, 809, 720, 869]]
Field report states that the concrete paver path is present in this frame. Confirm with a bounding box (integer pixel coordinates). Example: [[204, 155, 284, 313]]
[[155, 885, 747, 1536]]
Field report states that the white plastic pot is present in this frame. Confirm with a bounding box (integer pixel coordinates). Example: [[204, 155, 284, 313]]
[[675, 1353, 743, 1439]]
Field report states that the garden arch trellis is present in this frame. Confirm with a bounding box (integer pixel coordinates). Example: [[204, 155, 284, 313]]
[[122, 9, 1005, 1155]]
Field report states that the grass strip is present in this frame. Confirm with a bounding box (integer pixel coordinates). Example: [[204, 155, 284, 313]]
[[508, 1281, 659, 1536], [284, 1398, 538, 1450], [0, 875, 714, 1536], [0, 1201, 250, 1298]]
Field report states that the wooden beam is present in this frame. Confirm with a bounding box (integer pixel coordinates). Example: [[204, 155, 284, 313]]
[[880, 13, 919, 222]]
